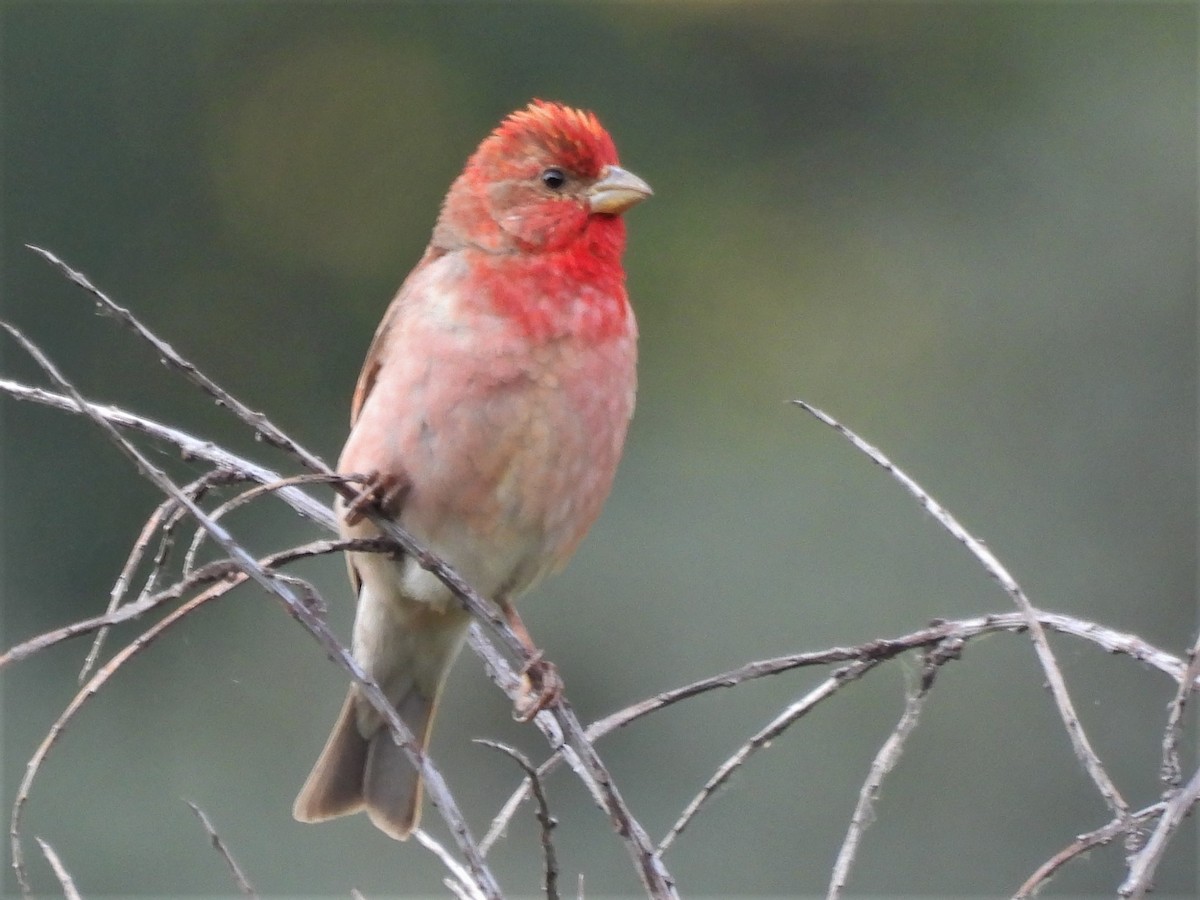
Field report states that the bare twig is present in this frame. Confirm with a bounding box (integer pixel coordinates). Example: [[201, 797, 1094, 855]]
[[1118, 764, 1200, 898], [412, 830, 490, 900], [180, 473, 354, 574], [793, 401, 1129, 821], [12, 582, 229, 894], [827, 645, 953, 899], [35, 838, 82, 900], [476, 740, 561, 900], [0, 379, 334, 527], [25, 245, 332, 474], [10, 250, 1191, 896], [20, 249, 680, 898], [1, 559, 234, 671], [0, 539, 388, 674], [590, 613, 1194, 738], [657, 659, 880, 856], [80, 470, 240, 682], [186, 801, 258, 898], [1014, 802, 1166, 898], [1159, 629, 1200, 791], [485, 610, 1195, 849], [2, 322, 502, 899]]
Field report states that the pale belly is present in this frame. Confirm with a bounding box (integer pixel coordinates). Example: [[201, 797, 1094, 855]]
[[338, 336, 634, 612]]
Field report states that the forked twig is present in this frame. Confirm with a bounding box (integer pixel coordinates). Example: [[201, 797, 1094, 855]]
[[1, 321, 502, 899], [793, 401, 1128, 821], [827, 644, 955, 899], [476, 740, 561, 900], [19, 248, 680, 899], [1118, 764, 1200, 898], [1014, 802, 1166, 898], [412, 830, 490, 900], [657, 659, 880, 856], [80, 469, 241, 682], [485, 611, 1195, 850]]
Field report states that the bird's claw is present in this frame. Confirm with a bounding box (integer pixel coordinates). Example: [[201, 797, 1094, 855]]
[[343, 471, 411, 526], [512, 654, 562, 722]]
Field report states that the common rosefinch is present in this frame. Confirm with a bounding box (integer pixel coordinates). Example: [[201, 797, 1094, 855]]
[[293, 100, 650, 840]]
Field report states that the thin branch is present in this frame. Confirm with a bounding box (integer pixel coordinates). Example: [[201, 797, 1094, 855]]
[[80, 470, 241, 682], [657, 659, 880, 856], [461, 614, 667, 893], [12, 583, 229, 894], [180, 473, 354, 575], [827, 645, 952, 899], [5, 538, 421, 897], [485, 610, 1196, 850], [1014, 802, 1167, 898], [593, 613, 1193, 747], [1118, 764, 1200, 898], [15, 251, 1189, 897], [35, 838, 82, 900], [21, 249, 681, 897], [186, 801, 258, 898], [1159, 629, 1200, 791], [2, 322, 502, 899], [412, 830, 490, 900], [793, 400, 1129, 821], [0, 559, 235, 671], [0, 378, 335, 528], [25, 245, 332, 475], [476, 740, 561, 900], [1, 538, 390, 673]]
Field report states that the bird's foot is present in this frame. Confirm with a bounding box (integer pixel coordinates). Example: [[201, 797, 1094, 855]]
[[513, 653, 562, 722], [342, 470, 411, 526]]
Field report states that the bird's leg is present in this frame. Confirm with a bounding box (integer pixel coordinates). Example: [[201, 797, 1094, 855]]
[[342, 470, 411, 526], [499, 597, 562, 722]]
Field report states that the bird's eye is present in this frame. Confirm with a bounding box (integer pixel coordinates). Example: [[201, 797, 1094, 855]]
[[541, 167, 567, 191]]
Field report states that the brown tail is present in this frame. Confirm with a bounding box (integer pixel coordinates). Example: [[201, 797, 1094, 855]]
[[292, 685, 436, 841]]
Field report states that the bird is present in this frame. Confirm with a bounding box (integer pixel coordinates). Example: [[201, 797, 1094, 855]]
[[293, 100, 650, 841]]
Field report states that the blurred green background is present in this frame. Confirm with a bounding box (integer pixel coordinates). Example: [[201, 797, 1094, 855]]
[[2, 2, 1196, 896]]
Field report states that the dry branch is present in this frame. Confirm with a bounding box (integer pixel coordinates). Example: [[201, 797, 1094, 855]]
[[186, 802, 258, 898], [2, 319, 502, 898], [476, 740, 561, 900], [4, 249, 680, 898], [827, 645, 950, 898], [34, 838, 81, 900], [793, 400, 1130, 821], [23, 247, 679, 900], [657, 658, 881, 856], [2, 249, 1195, 898]]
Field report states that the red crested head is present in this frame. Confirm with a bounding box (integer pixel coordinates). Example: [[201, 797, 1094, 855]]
[[432, 100, 651, 257], [475, 100, 618, 181]]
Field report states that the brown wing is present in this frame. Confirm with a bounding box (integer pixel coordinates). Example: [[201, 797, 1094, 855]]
[[344, 248, 449, 586], [349, 307, 394, 427], [345, 296, 400, 596], [350, 248, 447, 426]]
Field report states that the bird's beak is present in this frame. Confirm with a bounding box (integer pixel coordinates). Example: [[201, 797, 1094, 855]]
[[588, 165, 653, 215]]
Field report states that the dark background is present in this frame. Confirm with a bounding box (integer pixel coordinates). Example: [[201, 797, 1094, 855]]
[[2, 2, 1196, 896]]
